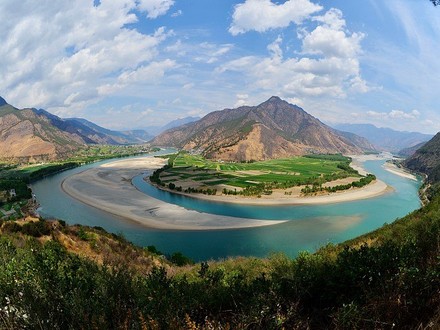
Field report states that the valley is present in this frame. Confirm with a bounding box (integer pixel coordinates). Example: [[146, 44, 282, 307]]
[[1, 1, 440, 327]]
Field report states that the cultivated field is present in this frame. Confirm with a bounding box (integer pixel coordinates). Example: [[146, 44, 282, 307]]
[[158, 152, 359, 192]]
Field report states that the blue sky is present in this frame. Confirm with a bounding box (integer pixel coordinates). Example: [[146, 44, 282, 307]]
[[1, 0, 439, 133]]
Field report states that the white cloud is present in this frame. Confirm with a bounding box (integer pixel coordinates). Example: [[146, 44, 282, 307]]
[[302, 9, 364, 58], [267, 35, 283, 59], [97, 59, 177, 96], [171, 9, 183, 18], [367, 109, 420, 120], [137, 0, 175, 19], [229, 0, 322, 35], [220, 8, 367, 100], [234, 94, 249, 107], [0, 0, 174, 115], [389, 109, 420, 119]]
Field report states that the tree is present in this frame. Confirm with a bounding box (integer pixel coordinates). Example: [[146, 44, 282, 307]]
[[431, 0, 440, 6]]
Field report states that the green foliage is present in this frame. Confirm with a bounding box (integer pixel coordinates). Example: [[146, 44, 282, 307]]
[[169, 252, 194, 266], [146, 245, 163, 255], [77, 227, 89, 241], [0, 187, 438, 329]]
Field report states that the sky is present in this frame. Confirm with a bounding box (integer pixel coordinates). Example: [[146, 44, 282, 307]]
[[1, 0, 440, 134]]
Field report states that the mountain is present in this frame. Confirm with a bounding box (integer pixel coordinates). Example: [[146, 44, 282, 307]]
[[404, 132, 440, 182], [0, 96, 7, 107], [119, 129, 154, 143], [398, 141, 426, 158], [67, 118, 153, 144], [334, 123, 432, 153], [131, 116, 201, 137], [151, 96, 375, 161], [161, 116, 200, 132], [0, 98, 141, 162], [0, 103, 84, 161]]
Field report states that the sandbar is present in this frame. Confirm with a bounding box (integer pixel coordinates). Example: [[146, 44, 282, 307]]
[[383, 162, 418, 181], [61, 157, 286, 230]]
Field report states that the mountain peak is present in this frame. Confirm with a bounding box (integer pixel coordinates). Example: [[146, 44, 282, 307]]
[[152, 98, 374, 161], [0, 96, 8, 106], [266, 96, 282, 103]]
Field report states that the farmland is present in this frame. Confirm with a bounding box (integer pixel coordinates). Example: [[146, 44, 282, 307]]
[[152, 152, 362, 196]]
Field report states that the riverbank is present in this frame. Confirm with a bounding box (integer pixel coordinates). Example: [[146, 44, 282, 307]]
[[383, 162, 418, 181], [61, 157, 286, 230]]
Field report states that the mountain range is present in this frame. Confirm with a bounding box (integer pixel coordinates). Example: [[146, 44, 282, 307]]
[[0, 98, 150, 162], [334, 123, 432, 153], [151, 96, 375, 161]]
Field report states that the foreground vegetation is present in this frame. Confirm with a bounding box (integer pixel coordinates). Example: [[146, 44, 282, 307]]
[[151, 152, 366, 197], [0, 196, 438, 328]]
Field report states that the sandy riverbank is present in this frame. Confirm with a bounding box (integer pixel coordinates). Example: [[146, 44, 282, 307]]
[[151, 178, 390, 206], [383, 162, 418, 181], [61, 157, 286, 230]]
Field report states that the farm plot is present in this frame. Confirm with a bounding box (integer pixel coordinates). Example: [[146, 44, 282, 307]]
[[159, 152, 358, 193]]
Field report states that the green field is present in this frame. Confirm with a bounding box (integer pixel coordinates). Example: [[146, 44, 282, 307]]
[[157, 152, 360, 194]]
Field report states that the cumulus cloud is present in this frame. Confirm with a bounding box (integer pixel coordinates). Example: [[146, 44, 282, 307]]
[[220, 7, 368, 99], [229, 0, 322, 35], [302, 9, 364, 58], [0, 0, 175, 114]]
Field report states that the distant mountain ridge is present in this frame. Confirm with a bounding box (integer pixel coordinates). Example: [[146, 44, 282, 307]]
[[67, 118, 153, 144], [334, 123, 432, 153], [161, 116, 200, 132], [151, 96, 375, 161]]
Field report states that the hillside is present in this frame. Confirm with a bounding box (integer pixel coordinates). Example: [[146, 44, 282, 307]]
[[0, 103, 84, 162], [151, 97, 375, 161], [334, 123, 432, 153], [404, 132, 440, 183], [0, 97, 143, 162], [398, 141, 426, 157]]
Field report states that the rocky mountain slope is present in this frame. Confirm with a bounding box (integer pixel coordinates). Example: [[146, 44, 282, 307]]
[[404, 132, 440, 182], [0, 97, 140, 162], [334, 123, 432, 153], [151, 96, 375, 161]]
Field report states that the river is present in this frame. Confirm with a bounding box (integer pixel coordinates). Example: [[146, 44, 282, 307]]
[[31, 151, 422, 261]]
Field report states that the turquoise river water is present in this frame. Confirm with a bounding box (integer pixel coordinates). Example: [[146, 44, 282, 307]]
[[31, 151, 422, 261]]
